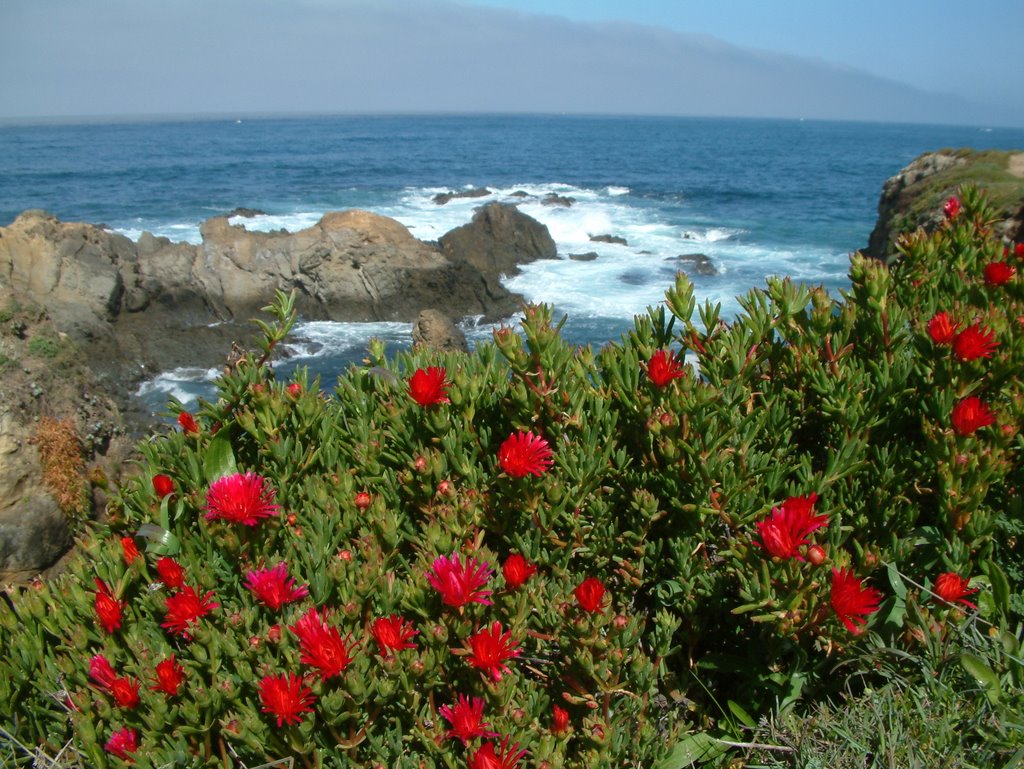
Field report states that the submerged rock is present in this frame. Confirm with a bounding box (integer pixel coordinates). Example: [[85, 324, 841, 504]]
[[590, 234, 628, 246], [669, 253, 717, 276], [433, 188, 491, 205]]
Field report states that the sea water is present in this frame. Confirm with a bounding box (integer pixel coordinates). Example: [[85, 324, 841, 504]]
[[2, 114, 1023, 410]]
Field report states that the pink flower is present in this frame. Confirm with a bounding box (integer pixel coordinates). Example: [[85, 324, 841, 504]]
[[244, 563, 309, 610], [645, 349, 684, 387], [933, 572, 978, 609], [830, 568, 882, 635], [498, 430, 553, 477], [755, 493, 828, 560], [408, 366, 450, 406], [438, 694, 497, 745], [105, 727, 139, 761], [427, 552, 493, 608], [258, 673, 316, 727], [574, 577, 608, 613], [204, 472, 282, 526]]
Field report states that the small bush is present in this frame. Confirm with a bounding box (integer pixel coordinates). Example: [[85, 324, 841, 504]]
[[27, 335, 60, 359]]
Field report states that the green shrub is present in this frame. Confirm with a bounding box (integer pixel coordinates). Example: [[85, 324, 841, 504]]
[[0, 186, 1020, 768], [27, 334, 60, 359]]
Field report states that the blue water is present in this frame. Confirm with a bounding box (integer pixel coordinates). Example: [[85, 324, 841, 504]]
[[2, 114, 1023, 407]]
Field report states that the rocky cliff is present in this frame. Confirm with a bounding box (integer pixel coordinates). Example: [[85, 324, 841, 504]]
[[863, 149, 1024, 261]]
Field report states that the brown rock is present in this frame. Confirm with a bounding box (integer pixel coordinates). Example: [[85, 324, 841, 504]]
[[438, 202, 557, 277], [412, 309, 468, 352]]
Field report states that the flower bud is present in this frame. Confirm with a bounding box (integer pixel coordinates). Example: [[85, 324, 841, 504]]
[[806, 544, 827, 566], [354, 492, 372, 511], [413, 455, 428, 473]]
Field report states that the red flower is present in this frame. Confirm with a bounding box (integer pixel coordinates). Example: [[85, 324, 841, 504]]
[[944, 196, 961, 219], [498, 430, 553, 478], [933, 572, 979, 609], [408, 366, 450, 406], [645, 349, 684, 387], [162, 585, 219, 639], [951, 396, 995, 436], [354, 491, 372, 510], [370, 614, 419, 656], [806, 544, 827, 566], [1016, 243, 1024, 259], [90, 655, 140, 709], [465, 621, 521, 682], [151, 655, 185, 696], [177, 412, 199, 434], [574, 577, 608, 613], [244, 562, 309, 610], [94, 578, 125, 634], [105, 727, 139, 761], [204, 472, 282, 526], [289, 607, 356, 681], [984, 261, 1016, 286], [120, 536, 140, 565], [286, 382, 303, 397], [467, 736, 527, 769], [551, 705, 570, 735], [152, 474, 174, 499], [156, 557, 186, 589], [438, 694, 497, 745], [830, 568, 882, 635], [952, 323, 998, 361], [258, 673, 316, 727], [502, 553, 537, 589], [427, 552, 494, 608], [755, 493, 828, 560], [925, 312, 960, 345]]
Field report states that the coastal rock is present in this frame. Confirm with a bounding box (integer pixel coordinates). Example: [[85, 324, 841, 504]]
[[569, 252, 600, 261], [412, 309, 468, 352], [670, 253, 717, 276], [225, 207, 268, 218], [590, 234, 628, 246], [433, 188, 491, 205], [438, 202, 557, 277], [864, 149, 1024, 261], [542, 193, 576, 207]]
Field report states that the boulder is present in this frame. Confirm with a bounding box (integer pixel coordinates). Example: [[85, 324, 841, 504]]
[[590, 234, 628, 246], [542, 193, 576, 207], [438, 202, 557, 277], [670, 253, 717, 276], [412, 309, 468, 352], [569, 252, 600, 261], [863, 149, 1024, 261], [433, 188, 491, 205]]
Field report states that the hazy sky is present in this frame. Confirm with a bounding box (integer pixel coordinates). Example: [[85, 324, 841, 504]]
[[2, 0, 1022, 125]]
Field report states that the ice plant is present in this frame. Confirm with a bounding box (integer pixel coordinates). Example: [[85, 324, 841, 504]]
[[370, 614, 419, 656], [354, 491, 372, 510], [408, 366, 450, 406], [952, 323, 998, 361], [152, 473, 174, 498], [951, 396, 995, 436], [244, 562, 309, 610], [204, 471, 282, 526], [151, 656, 185, 696], [645, 349, 684, 387], [94, 578, 125, 634], [289, 607, 356, 680], [177, 412, 199, 434], [258, 673, 316, 727], [438, 694, 497, 745], [925, 311, 960, 345], [501, 553, 537, 589], [467, 736, 528, 769], [465, 621, 521, 682], [944, 196, 961, 219], [984, 261, 1015, 286], [427, 552, 494, 608], [155, 556, 186, 589], [162, 585, 219, 639], [286, 382, 303, 397], [933, 572, 979, 609], [497, 430, 553, 477], [105, 727, 140, 761], [755, 493, 828, 560], [89, 655, 140, 709], [574, 577, 608, 613], [830, 568, 882, 635], [120, 536, 140, 565]]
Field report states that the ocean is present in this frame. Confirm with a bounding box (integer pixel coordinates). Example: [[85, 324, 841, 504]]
[[2, 113, 1023, 410]]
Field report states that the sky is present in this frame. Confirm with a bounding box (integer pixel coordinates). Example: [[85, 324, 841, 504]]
[[1, 0, 1022, 126]]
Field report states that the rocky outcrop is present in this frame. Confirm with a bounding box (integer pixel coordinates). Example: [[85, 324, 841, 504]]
[[412, 309, 468, 352], [438, 202, 557, 277], [863, 149, 1024, 261], [590, 234, 628, 246], [433, 188, 491, 205], [670, 253, 717, 276]]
